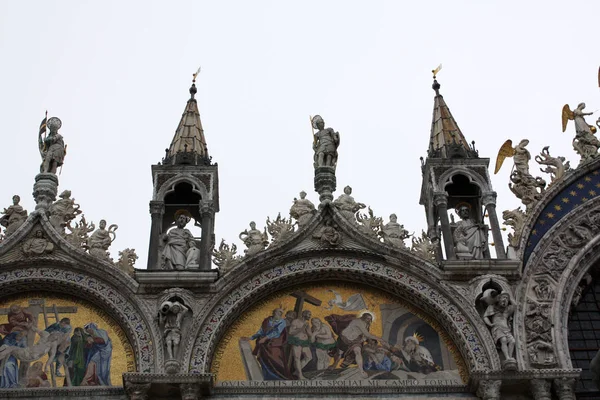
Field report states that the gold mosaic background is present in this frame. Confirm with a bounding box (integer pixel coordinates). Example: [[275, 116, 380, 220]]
[[211, 282, 467, 382], [0, 292, 135, 386]]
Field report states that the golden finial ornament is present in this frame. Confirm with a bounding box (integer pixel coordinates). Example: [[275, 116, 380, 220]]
[[432, 64, 442, 79]]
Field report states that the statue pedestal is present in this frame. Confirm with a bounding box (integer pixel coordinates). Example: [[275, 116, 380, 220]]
[[165, 359, 181, 374], [33, 173, 58, 210], [502, 358, 517, 371], [314, 166, 336, 203]]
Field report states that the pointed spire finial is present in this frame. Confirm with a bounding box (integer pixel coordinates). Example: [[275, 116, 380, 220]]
[[432, 64, 442, 96], [190, 66, 201, 99]]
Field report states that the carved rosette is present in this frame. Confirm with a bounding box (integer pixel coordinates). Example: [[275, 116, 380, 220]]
[[33, 173, 58, 210]]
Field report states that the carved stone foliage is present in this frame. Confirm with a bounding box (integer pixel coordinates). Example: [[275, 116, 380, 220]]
[[115, 248, 138, 276], [535, 146, 570, 186], [410, 230, 436, 262], [187, 257, 494, 375], [509, 170, 547, 212], [212, 239, 242, 273], [530, 378, 552, 400], [356, 207, 382, 237], [0, 267, 155, 373], [477, 379, 501, 400], [532, 277, 554, 302], [553, 378, 576, 400], [125, 382, 151, 400], [266, 213, 295, 244], [65, 214, 94, 249], [502, 207, 526, 249]]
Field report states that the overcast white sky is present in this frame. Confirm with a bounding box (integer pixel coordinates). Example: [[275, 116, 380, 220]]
[[1, 1, 599, 268]]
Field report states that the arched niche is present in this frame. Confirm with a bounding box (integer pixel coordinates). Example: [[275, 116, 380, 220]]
[[0, 267, 157, 377], [185, 257, 499, 378], [0, 290, 135, 388]]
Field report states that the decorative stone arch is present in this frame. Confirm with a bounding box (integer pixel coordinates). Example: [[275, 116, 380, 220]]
[[184, 256, 500, 375], [156, 174, 210, 202], [437, 167, 489, 193], [0, 264, 160, 373], [515, 195, 600, 370]]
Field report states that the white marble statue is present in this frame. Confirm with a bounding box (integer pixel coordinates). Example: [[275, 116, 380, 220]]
[[482, 290, 516, 369], [379, 214, 410, 248], [562, 103, 600, 164], [0, 195, 28, 237], [312, 115, 340, 169], [87, 220, 118, 260], [158, 300, 189, 360], [49, 190, 81, 233], [289, 191, 316, 228], [39, 117, 66, 174], [161, 211, 197, 270], [333, 186, 366, 222], [239, 221, 269, 256], [453, 203, 487, 260]]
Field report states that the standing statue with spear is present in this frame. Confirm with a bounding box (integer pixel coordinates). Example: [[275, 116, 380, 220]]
[[38, 113, 67, 175], [310, 115, 340, 170]]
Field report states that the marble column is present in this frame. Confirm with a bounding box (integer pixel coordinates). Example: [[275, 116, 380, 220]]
[[433, 192, 455, 260], [531, 379, 552, 400], [482, 191, 506, 259], [147, 200, 164, 270], [477, 379, 501, 400], [125, 382, 151, 400], [199, 202, 215, 271], [553, 378, 576, 400]]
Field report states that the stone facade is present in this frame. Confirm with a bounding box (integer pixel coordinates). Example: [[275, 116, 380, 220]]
[[1, 77, 600, 400]]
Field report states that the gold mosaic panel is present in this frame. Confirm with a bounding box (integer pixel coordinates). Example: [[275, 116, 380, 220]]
[[211, 282, 467, 383], [0, 291, 135, 387]]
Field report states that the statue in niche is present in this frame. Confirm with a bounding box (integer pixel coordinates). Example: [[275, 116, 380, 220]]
[[481, 289, 516, 370], [0, 195, 28, 237], [158, 300, 189, 360], [239, 221, 269, 256], [39, 116, 66, 174], [87, 220, 118, 260], [160, 210, 197, 270], [562, 103, 600, 164], [379, 214, 410, 248], [22, 230, 54, 256], [289, 191, 316, 228], [49, 190, 81, 233], [453, 203, 488, 260], [333, 186, 366, 222], [312, 115, 340, 169]]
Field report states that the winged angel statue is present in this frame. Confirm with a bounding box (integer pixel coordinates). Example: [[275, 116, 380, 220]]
[[495, 139, 546, 211], [562, 103, 600, 164]]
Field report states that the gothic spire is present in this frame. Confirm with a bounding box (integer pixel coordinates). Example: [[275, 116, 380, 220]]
[[164, 71, 210, 165], [428, 77, 477, 159]]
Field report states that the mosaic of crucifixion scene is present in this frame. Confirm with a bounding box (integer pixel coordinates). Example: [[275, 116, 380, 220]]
[[0, 293, 134, 389], [212, 283, 466, 383]]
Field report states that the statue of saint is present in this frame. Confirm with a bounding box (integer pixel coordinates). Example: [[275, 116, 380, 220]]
[[453, 203, 488, 259], [48, 190, 81, 233], [22, 230, 54, 256], [158, 300, 189, 360], [39, 117, 66, 174], [289, 191, 316, 228], [482, 290, 516, 369], [160, 210, 196, 270], [87, 220, 117, 259], [239, 221, 269, 256], [312, 115, 340, 169], [333, 186, 366, 221], [562, 103, 600, 163], [379, 214, 409, 248], [0, 195, 28, 237]]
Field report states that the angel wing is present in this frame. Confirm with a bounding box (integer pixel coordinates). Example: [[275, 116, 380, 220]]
[[562, 104, 574, 132], [494, 139, 515, 174]]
